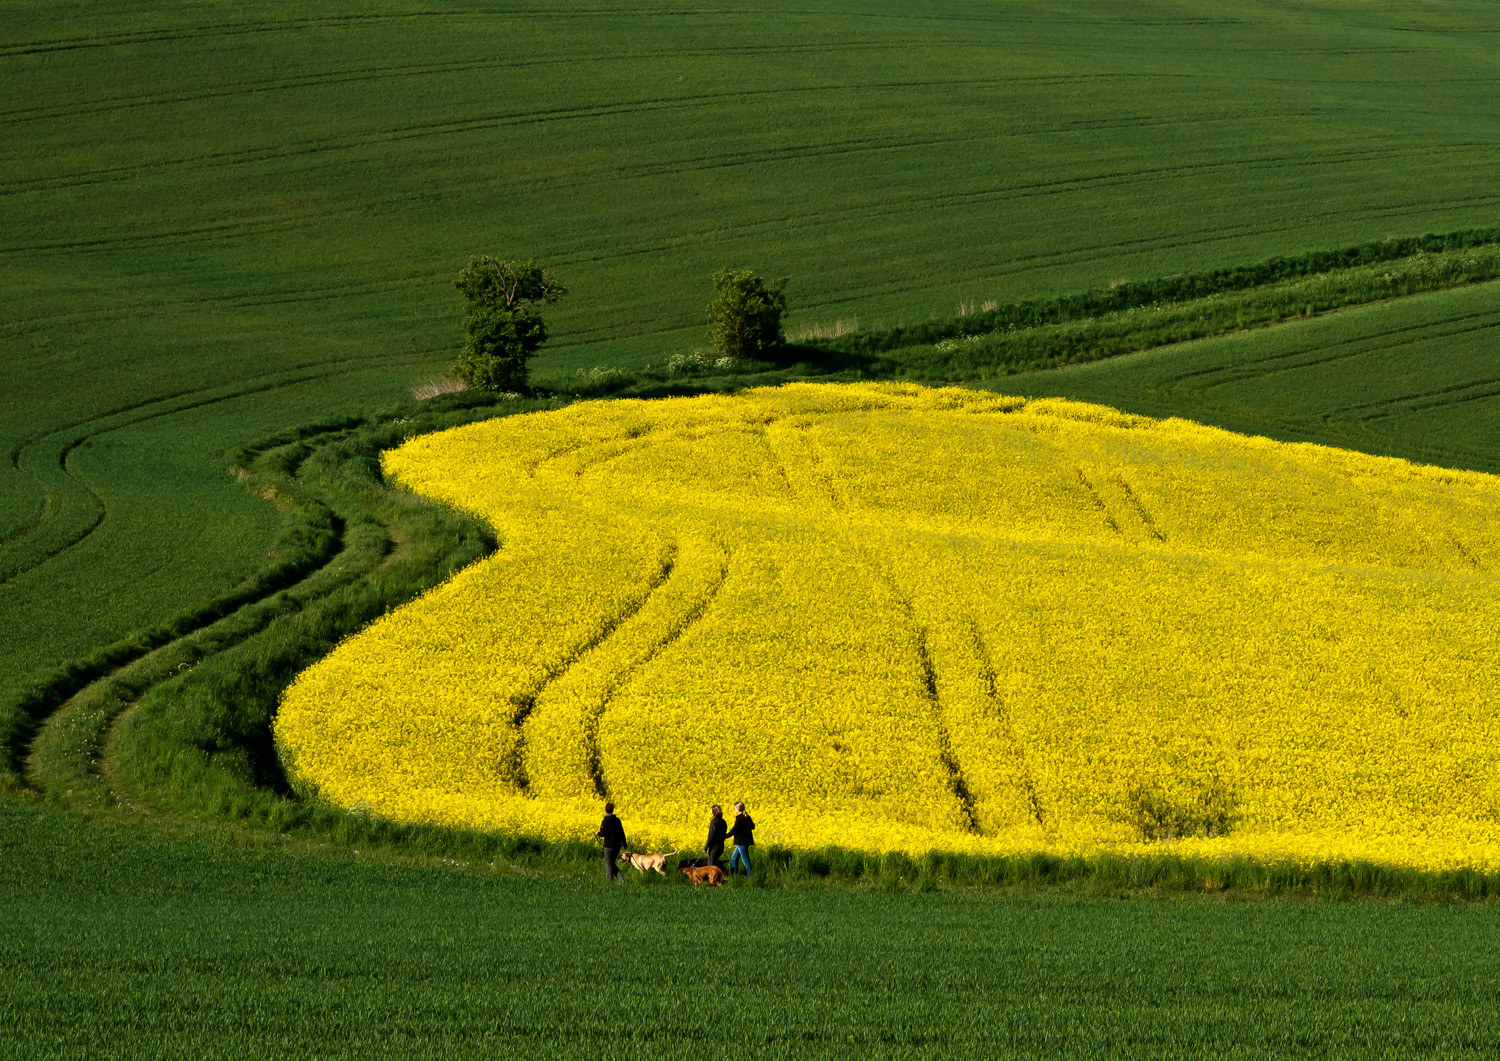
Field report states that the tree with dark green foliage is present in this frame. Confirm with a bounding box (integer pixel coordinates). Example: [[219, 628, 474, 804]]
[[452, 256, 566, 391], [707, 268, 788, 360]]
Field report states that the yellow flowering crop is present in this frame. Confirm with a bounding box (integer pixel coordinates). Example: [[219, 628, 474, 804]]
[[275, 382, 1500, 870]]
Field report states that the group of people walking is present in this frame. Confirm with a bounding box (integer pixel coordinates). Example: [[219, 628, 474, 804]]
[[595, 801, 755, 882]]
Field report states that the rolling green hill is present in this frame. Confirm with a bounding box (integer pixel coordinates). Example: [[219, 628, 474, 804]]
[[7, 0, 1500, 693]]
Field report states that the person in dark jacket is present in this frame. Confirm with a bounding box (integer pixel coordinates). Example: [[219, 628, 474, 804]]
[[704, 804, 727, 869], [725, 801, 755, 877], [595, 802, 627, 882]]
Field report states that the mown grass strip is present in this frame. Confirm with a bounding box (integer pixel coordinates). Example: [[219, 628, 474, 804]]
[[0, 486, 338, 792]]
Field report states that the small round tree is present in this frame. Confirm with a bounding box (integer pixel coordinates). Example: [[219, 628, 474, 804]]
[[452, 256, 566, 392], [707, 268, 788, 360]]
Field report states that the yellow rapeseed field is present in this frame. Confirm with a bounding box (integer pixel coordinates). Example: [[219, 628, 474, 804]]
[[276, 383, 1500, 869]]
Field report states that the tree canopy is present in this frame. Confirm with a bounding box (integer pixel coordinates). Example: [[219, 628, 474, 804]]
[[452, 256, 566, 392], [707, 268, 788, 360]]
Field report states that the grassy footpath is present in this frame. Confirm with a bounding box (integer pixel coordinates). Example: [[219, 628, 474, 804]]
[[4, 797, 1499, 1060]]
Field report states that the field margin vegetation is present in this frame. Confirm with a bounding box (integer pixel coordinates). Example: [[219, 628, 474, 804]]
[[570, 227, 1500, 396]]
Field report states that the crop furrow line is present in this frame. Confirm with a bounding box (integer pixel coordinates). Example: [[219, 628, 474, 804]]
[[968, 617, 1045, 828], [1169, 303, 1500, 391], [509, 542, 678, 793], [754, 427, 799, 501], [0, 40, 932, 125], [3, 428, 354, 792], [1112, 474, 1166, 543], [1170, 309, 1500, 393], [0, 77, 1034, 196], [1201, 311, 1500, 394], [25, 522, 349, 807], [1406, 383, 1500, 413], [501, 111, 1332, 221], [4, 126, 996, 260], [551, 143, 1457, 272], [0, 12, 485, 58], [588, 193, 1498, 329], [1445, 534, 1488, 574], [866, 556, 979, 835], [0, 274, 435, 335], [556, 426, 670, 480], [525, 440, 591, 478], [1, 213, 347, 255], [0, 352, 429, 586], [1361, 384, 1500, 424], [583, 552, 730, 803], [800, 192, 1500, 321], [1331, 373, 1500, 418], [908, 617, 980, 835], [1072, 467, 1124, 537], [4, 75, 1383, 199]]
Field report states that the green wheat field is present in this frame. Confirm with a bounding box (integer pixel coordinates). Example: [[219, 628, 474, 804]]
[[5, 0, 1500, 1056]]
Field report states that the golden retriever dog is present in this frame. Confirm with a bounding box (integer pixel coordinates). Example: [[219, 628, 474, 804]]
[[680, 864, 726, 887], [619, 849, 678, 876]]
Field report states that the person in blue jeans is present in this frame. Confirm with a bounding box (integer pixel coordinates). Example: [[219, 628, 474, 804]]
[[725, 801, 755, 877]]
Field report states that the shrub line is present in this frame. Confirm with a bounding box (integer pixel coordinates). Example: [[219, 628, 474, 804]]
[[815, 225, 1500, 359]]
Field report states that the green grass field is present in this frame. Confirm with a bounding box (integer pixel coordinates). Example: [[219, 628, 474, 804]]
[[8, 0, 1500, 1055], [6, 797, 1500, 1061], [1004, 278, 1500, 474]]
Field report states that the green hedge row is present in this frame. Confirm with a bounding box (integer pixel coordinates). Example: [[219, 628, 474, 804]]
[[815, 225, 1500, 360]]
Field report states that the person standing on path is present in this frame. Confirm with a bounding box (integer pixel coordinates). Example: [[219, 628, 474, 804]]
[[725, 801, 755, 878], [704, 804, 727, 869], [596, 802, 627, 882]]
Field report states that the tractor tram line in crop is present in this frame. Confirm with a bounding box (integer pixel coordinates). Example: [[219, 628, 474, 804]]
[[8, 420, 366, 805], [0, 351, 440, 588], [268, 376, 1500, 880], [0, 357, 476, 790]]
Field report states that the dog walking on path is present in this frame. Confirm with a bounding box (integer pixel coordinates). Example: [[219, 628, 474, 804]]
[[593, 801, 750, 887], [620, 849, 679, 876], [681, 864, 726, 887]]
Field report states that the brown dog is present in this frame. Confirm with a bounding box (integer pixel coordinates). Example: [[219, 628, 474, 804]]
[[680, 864, 726, 887], [619, 850, 678, 876]]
